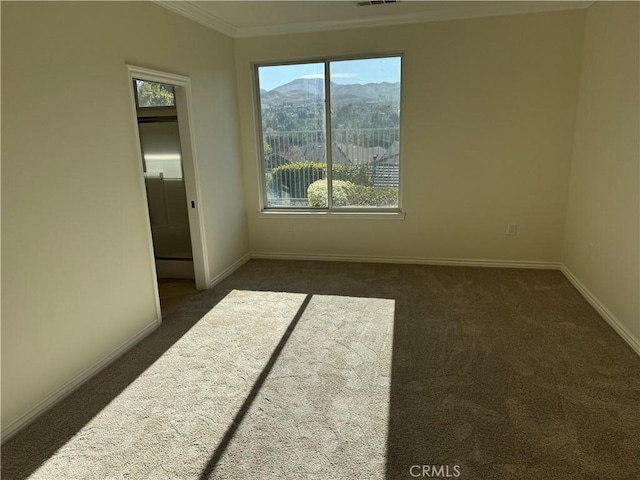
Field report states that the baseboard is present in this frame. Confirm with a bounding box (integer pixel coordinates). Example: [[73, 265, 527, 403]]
[[1, 319, 160, 443], [250, 252, 561, 270], [560, 264, 640, 356], [2, 253, 251, 442], [208, 253, 252, 288]]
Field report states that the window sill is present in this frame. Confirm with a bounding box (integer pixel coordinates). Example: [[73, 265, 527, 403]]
[[256, 210, 406, 220]]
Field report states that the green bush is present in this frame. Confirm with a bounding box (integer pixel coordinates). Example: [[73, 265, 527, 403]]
[[271, 162, 326, 199], [332, 164, 374, 186], [307, 179, 355, 207], [308, 180, 395, 207], [270, 162, 393, 203], [347, 185, 398, 207], [265, 172, 274, 193]]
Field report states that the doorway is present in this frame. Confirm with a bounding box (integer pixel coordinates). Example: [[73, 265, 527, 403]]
[[127, 66, 209, 318]]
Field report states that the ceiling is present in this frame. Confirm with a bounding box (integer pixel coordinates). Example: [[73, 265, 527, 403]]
[[156, 1, 592, 38]]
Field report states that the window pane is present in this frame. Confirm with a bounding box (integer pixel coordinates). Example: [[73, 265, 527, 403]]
[[330, 57, 401, 208], [258, 63, 327, 207], [135, 80, 175, 107]]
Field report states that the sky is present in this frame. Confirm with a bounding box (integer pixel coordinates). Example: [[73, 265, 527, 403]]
[[258, 56, 401, 91]]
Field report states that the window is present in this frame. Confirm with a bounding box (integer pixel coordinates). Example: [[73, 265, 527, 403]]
[[256, 55, 402, 211], [134, 79, 176, 108]]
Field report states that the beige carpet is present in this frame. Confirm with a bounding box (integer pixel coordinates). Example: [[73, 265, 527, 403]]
[[2, 260, 639, 479]]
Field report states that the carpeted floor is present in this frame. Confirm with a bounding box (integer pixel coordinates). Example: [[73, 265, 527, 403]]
[[158, 278, 199, 314], [2, 260, 639, 479]]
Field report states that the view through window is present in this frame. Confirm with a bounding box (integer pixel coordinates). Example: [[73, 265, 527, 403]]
[[135, 80, 176, 108], [257, 56, 401, 210]]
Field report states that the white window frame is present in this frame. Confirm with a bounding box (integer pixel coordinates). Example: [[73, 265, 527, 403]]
[[253, 53, 406, 219]]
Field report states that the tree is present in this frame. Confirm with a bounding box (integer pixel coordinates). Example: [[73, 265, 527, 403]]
[[136, 80, 174, 107]]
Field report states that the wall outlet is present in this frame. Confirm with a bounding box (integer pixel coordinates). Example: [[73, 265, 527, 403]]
[[507, 223, 517, 236]]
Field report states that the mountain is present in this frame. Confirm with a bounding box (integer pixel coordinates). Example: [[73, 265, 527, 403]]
[[332, 82, 399, 102], [271, 78, 325, 96], [260, 78, 401, 132], [261, 79, 323, 107], [261, 78, 400, 108]]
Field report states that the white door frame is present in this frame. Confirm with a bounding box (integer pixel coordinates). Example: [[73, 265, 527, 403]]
[[126, 65, 210, 298]]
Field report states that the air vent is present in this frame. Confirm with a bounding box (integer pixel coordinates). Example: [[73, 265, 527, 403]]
[[357, 1, 398, 6]]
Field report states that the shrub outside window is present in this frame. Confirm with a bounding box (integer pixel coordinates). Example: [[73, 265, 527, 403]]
[[256, 55, 402, 211]]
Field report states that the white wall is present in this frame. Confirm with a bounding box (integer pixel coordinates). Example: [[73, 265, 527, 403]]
[[1, 1, 248, 434], [562, 2, 640, 346], [235, 10, 585, 262]]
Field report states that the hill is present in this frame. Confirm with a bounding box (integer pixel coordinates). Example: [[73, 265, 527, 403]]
[[260, 77, 401, 132], [261, 78, 400, 107]]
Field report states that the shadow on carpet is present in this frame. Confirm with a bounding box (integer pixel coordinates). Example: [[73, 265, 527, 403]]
[[2, 260, 640, 480]]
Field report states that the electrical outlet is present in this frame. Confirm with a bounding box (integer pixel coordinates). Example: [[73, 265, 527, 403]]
[[507, 223, 517, 236], [286, 221, 293, 233]]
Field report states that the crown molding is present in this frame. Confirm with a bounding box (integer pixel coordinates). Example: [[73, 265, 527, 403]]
[[155, 1, 591, 39], [235, 1, 591, 38], [153, 1, 237, 38]]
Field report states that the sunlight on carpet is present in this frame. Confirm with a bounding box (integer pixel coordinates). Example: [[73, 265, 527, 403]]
[[29, 290, 395, 479]]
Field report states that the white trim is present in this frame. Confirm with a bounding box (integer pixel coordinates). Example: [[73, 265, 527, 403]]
[[127, 65, 210, 291], [155, 1, 591, 39], [1, 319, 160, 443], [236, 2, 591, 37], [253, 53, 405, 214], [256, 210, 406, 220], [126, 67, 164, 324], [251, 62, 267, 211], [250, 252, 560, 270], [209, 253, 252, 288], [127, 66, 190, 87], [152, 1, 237, 38], [560, 265, 640, 356], [174, 84, 210, 290]]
